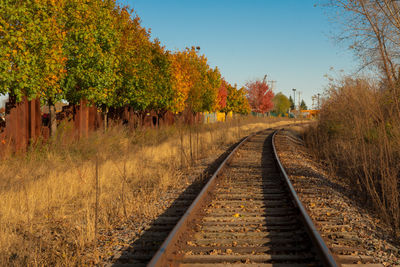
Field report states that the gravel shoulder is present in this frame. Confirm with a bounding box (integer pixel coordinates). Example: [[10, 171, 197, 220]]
[[275, 128, 400, 266]]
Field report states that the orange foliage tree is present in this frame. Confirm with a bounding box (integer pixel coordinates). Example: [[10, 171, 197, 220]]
[[171, 47, 221, 114], [215, 79, 228, 111]]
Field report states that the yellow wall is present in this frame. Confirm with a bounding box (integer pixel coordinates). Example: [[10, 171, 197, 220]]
[[202, 112, 233, 123]]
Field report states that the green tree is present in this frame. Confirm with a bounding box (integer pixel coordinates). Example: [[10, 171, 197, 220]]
[[300, 99, 308, 110], [0, 0, 67, 102], [148, 39, 175, 120], [234, 87, 251, 115], [289, 95, 295, 110], [202, 67, 221, 112], [63, 0, 120, 129], [0, 0, 40, 101], [0, 0, 67, 135], [113, 6, 153, 118], [221, 83, 250, 115], [273, 93, 291, 115]]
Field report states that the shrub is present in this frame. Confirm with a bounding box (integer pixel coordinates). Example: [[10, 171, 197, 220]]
[[305, 77, 400, 236]]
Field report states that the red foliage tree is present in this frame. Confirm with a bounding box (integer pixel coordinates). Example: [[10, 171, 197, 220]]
[[246, 79, 274, 113], [215, 79, 228, 110]]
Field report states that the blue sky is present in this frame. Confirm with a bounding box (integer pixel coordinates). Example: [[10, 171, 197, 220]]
[[117, 0, 357, 108]]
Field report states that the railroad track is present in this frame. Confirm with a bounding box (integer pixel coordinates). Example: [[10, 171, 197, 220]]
[[147, 129, 337, 266], [275, 131, 389, 266]]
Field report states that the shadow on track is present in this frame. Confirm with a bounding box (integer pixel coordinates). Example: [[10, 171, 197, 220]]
[[261, 132, 321, 265]]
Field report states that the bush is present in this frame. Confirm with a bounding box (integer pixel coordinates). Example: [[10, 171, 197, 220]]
[[305, 77, 400, 236]]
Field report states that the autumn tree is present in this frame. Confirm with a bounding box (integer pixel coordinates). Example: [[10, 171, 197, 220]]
[[170, 50, 195, 113], [37, 0, 68, 135], [0, 0, 68, 135], [0, 1, 40, 102], [0, 0, 234, 131], [63, 0, 120, 129], [186, 49, 221, 113], [246, 79, 274, 114], [171, 47, 221, 114], [273, 93, 291, 115], [148, 39, 175, 121], [171, 48, 203, 113], [202, 67, 221, 112], [235, 87, 251, 114], [215, 79, 228, 111], [113, 6, 154, 124], [221, 82, 250, 116]]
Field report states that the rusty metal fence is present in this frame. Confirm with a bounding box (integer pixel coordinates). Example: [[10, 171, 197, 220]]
[[0, 97, 204, 156]]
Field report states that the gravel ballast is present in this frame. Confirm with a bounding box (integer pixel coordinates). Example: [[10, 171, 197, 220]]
[[275, 128, 400, 266]]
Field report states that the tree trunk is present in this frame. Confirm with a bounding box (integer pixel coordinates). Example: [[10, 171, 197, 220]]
[[196, 122, 199, 159], [158, 110, 167, 127], [189, 122, 193, 162], [139, 111, 146, 129], [49, 101, 57, 137], [102, 106, 109, 132]]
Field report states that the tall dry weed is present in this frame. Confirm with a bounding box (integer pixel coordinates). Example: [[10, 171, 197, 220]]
[[305, 77, 400, 235]]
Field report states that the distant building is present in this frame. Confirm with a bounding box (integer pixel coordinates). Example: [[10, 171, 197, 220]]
[[300, 109, 320, 119], [0, 96, 8, 109], [41, 102, 68, 114]]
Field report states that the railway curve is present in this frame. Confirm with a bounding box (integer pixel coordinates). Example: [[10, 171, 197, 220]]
[[147, 129, 338, 267]]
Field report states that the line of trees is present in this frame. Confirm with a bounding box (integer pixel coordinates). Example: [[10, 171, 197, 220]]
[[0, 0, 251, 132]]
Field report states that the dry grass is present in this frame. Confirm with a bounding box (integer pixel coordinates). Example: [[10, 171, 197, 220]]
[[304, 77, 400, 236], [0, 116, 304, 266]]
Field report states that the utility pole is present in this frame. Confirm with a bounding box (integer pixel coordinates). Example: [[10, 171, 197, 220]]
[[268, 80, 277, 91], [312, 95, 316, 109], [292, 88, 296, 111], [317, 93, 320, 110], [297, 91, 301, 111], [263, 74, 267, 83]]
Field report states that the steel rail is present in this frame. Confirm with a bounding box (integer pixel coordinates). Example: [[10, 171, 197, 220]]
[[147, 129, 339, 267], [272, 129, 338, 267], [147, 132, 257, 267]]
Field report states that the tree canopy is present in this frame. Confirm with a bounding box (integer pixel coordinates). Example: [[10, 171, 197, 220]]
[[246, 79, 274, 113], [221, 80, 250, 115], [300, 99, 308, 110], [0, 0, 251, 118], [273, 93, 290, 115]]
